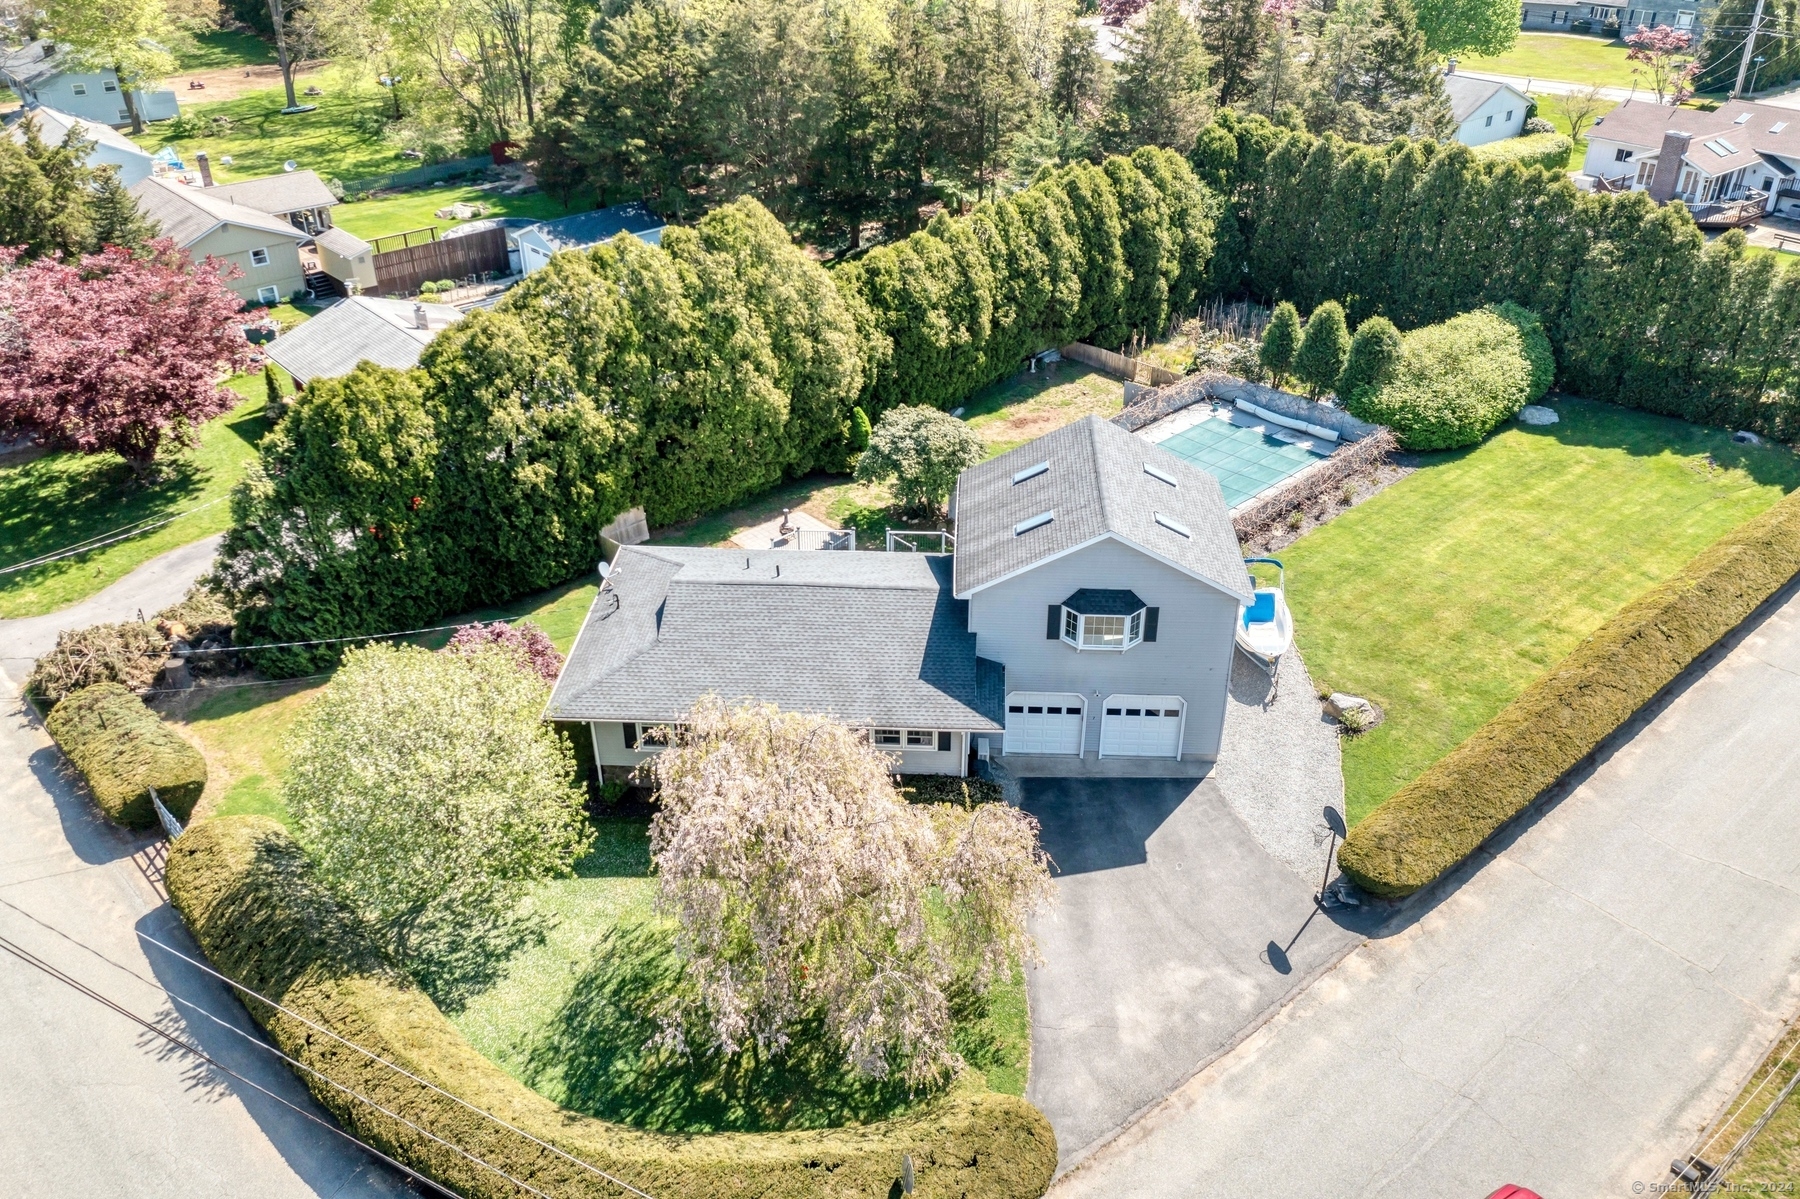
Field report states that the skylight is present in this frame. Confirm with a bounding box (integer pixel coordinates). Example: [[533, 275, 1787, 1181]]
[[1143, 463, 1179, 488], [1704, 139, 1731, 157], [1736, 112, 1752, 124], [1153, 512, 1191, 539], [1014, 511, 1054, 535], [1774, 122, 1790, 134], [1720, 137, 1740, 153], [1011, 461, 1049, 485]]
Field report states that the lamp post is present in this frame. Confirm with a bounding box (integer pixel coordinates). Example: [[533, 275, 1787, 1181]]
[[1318, 805, 1347, 905]]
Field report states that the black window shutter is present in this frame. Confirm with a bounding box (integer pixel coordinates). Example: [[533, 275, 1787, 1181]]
[[937, 731, 952, 752], [1047, 604, 1061, 639], [1144, 608, 1160, 642], [622, 721, 637, 749]]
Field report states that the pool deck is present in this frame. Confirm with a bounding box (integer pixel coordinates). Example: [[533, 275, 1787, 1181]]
[[1139, 402, 1341, 513]]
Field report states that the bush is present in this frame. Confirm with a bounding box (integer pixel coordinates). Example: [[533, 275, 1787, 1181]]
[[1293, 300, 1349, 398], [166, 816, 1060, 1199], [1336, 316, 1403, 406], [1488, 300, 1555, 401], [898, 775, 1006, 805], [1523, 116, 1557, 134], [27, 621, 166, 706], [45, 683, 204, 828], [854, 405, 986, 517], [1476, 132, 1575, 170], [1344, 306, 1538, 450], [1339, 485, 1800, 897]]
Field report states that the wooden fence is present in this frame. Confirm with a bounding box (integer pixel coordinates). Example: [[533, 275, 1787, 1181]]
[[369, 227, 509, 297], [1060, 342, 1183, 386]]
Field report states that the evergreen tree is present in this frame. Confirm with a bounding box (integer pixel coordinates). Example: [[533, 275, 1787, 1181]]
[[705, 0, 827, 218], [1050, 15, 1106, 122], [0, 118, 94, 259], [1337, 315, 1403, 403], [939, 0, 1034, 205], [264, 363, 284, 410], [1197, 0, 1270, 106], [1293, 300, 1349, 396], [807, 8, 888, 249], [876, 0, 948, 232], [1304, 0, 1448, 143], [1260, 300, 1301, 385], [88, 166, 157, 250], [1101, 0, 1212, 154], [1247, 21, 1305, 122]]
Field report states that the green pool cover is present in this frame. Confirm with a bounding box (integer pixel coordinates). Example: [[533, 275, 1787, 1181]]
[[1155, 417, 1329, 508]]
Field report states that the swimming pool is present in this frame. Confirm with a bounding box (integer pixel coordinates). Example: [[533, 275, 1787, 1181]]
[[1153, 415, 1329, 508]]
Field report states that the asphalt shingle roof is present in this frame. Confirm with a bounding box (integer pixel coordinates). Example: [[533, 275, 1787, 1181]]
[[129, 176, 310, 246], [520, 202, 666, 252], [547, 547, 1003, 731], [264, 297, 463, 384], [0, 40, 67, 88], [10, 106, 149, 159], [314, 226, 371, 258], [203, 169, 339, 216], [952, 415, 1253, 603], [1589, 98, 1800, 176], [1444, 74, 1518, 124]]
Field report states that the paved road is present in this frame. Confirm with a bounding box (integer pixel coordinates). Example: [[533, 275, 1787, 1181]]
[[1053, 584, 1800, 1199], [0, 533, 224, 663], [1456, 68, 1642, 103], [0, 538, 408, 1198], [1022, 778, 1370, 1171]]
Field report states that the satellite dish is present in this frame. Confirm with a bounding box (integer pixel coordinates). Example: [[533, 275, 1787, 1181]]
[[597, 560, 612, 579], [283, 160, 297, 172]]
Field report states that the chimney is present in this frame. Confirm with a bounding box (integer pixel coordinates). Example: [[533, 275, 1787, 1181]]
[[195, 150, 213, 187], [1647, 130, 1692, 203], [413, 302, 428, 330], [1445, 57, 1457, 74]]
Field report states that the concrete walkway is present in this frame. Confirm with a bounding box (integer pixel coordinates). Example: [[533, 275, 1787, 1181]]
[[1051, 583, 1800, 1199], [1021, 778, 1371, 1172], [0, 536, 409, 1197]]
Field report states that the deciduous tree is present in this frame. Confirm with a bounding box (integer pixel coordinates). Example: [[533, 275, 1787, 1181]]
[[853, 404, 985, 515], [1625, 24, 1699, 104], [43, 0, 177, 134], [1411, 0, 1519, 56], [645, 697, 1053, 1084], [0, 242, 257, 477]]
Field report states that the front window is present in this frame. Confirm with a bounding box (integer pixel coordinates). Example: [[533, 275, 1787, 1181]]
[[103, 79, 118, 92], [250, 247, 270, 267], [905, 730, 934, 747], [1061, 608, 1144, 651], [256, 285, 279, 303], [873, 728, 902, 746]]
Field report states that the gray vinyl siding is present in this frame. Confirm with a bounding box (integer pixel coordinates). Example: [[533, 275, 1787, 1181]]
[[966, 538, 1240, 760]]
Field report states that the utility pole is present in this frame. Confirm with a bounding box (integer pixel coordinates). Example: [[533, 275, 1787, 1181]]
[[1734, 0, 1768, 98]]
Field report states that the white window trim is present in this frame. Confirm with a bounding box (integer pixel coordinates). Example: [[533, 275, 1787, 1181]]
[[102, 78, 118, 92], [1060, 606, 1144, 652], [872, 728, 903, 747], [250, 247, 271, 267], [904, 729, 936, 748], [256, 284, 280, 303], [71, 82, 87, 95]]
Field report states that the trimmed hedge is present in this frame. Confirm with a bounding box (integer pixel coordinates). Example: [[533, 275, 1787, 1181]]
[[1339, 485, 1800, 897], [166, 816, 1059, 1199], [1469, 132, 1573, 170], [45, 683, 205, 829], [1344, 305, 1544, 450]]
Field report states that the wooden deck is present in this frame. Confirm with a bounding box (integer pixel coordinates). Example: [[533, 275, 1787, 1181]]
[[1691, 198, 1767, 229]]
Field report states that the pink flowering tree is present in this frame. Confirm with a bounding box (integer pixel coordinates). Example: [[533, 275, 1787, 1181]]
[[644, 697, 1055, 1085], [0, 240, 260, 479], [442, 619, 565, 683], [1625, 24, 1699, 105]]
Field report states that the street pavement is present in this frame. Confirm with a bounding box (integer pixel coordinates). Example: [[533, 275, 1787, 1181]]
[[1455, 68, 1641, 103], [0, 538, 408, 1198], [1051, 583, 1800, 1198]]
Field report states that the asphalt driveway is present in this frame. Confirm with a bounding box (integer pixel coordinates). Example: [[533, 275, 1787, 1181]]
[[1052, 584, 1800, 1198], [1021, 776, 1370, 1170]]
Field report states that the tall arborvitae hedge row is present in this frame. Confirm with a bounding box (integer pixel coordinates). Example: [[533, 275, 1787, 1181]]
[[1193, 109, 1800, 443]]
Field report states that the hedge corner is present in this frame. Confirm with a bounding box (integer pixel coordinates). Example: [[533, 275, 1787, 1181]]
[[43, 682, 205, 830], [1339, 486, 1800, 898]]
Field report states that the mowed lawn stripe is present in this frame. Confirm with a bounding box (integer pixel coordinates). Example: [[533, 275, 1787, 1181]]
[[1282, 395, 1800, 823]]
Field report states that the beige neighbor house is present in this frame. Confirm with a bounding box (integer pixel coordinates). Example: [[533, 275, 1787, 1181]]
[[129, 176, 309, 305]]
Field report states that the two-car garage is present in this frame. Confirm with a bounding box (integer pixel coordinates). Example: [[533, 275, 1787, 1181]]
[[1004, 692, 1186, 760]]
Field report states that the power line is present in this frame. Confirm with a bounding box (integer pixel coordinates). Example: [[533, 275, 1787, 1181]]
[[0, 498, 228, 576], [0, 929, 460, 1198]]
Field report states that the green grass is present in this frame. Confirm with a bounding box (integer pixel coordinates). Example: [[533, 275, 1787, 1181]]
[[1284, 394, 1800, 824], [172, 29, 277, 71], [962, 362, 1124, 458], [332, 184, 588, 243], [0, 383, 273, 619], [131, 80, 407, 185], [1462, 33, 1642, 89], [1529, 93, 1617, 163]]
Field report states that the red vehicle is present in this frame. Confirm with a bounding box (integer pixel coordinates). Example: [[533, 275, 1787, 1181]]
[[1486, 1188, 1544, 1199]]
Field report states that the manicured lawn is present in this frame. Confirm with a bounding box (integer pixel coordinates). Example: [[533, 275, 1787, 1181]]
[[1462, 33, 1642, 88], [1530, 93, 1617, 162], [1284, 395, 1800, 824], [172, 29, 276, 71], [332, 184, 588, 243], [0, 381, 273, 619], [131, 80, 409, 185]]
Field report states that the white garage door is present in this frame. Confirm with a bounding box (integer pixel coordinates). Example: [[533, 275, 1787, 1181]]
[[1005, 692, 1085, 756], [1099, 695, 1185, 759]]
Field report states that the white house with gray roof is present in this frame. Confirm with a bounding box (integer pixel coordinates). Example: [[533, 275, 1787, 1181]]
[[1, 39, 178, 128], [1443, 71, 1530, 147], [548, 415, 1252, 779]]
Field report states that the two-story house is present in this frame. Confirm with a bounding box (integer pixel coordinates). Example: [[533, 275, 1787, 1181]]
[[129, 176, 309, 305], [0, 39, 178, 128], [6, 106, 156, 186], [547, 416, 1254, 780]]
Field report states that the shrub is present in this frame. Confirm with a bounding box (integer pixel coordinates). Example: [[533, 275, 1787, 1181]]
[[854, 405, 986, 517], [1523, 116, 1557, 134], [45, 682, 204, 828], [898, 775, 1005, 806], [1293, 300, 1349, 398], [1344, 306, 1537, 450], [166, 816, 1060, 1199], [27, 621, 166, 706], [850, 405, 872, 451], [1259, 300, 1301, 385], [1336, 315, 1403, 406], [1339, 485, 1800, 897], [1468, 132, 1573, 170], [442, 619, 564, 682], [1488, 300, 1555, 401]]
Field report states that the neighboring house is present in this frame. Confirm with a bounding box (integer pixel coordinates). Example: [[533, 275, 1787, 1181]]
[[1444, 70, 1531, 146], [128, 176, 309, 304], [0, 39, 178, 127], [6, 105, 154, 186], [547, 416, 1254, 779], [1561, 3, 1701, 31], [194, 161, 340, 235], [264, 296, 463, 385], [516, 202, 666, 276], [1582, 98, 1800, 220]]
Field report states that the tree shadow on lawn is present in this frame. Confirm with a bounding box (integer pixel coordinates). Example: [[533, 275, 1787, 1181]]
[[522, 920, 930, 1133], [1518, 393, 1800, 490]]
